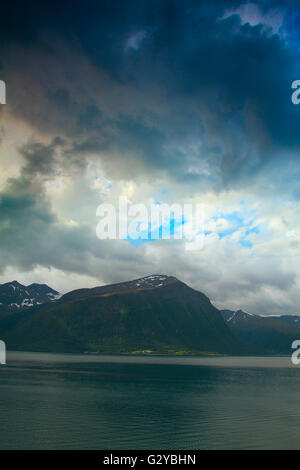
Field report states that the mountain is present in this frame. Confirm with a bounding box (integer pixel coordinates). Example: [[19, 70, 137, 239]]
[[221, 309, 257, 324], [0, 275, 250, 355], [274, 315, 300, 326], [0, 281, 60, 312], [221, 309, 300, 354]]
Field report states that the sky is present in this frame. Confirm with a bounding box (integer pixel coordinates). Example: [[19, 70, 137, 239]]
[[1, 0, 300, 315]]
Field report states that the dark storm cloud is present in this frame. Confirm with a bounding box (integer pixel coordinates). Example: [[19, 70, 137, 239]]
[[20, 137, 64, 177], [0, 139, 148, 277], [1, 0, 300, 188]]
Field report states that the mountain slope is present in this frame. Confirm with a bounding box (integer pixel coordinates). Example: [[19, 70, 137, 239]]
[[221, 309, 300, 354], [0, 281, 60, 312], [275, 315, 300, 326], [1, 275, 249, 355]]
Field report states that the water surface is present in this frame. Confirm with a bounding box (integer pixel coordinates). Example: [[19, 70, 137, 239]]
[[0, 352, 299, 450]]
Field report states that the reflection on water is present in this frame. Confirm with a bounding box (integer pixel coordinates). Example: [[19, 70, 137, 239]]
[[0, 352, 299, 450]]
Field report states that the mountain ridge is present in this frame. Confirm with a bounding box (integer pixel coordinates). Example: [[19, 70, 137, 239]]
[[0, 275, 250, 355], [1, 276, 299, 355], [0, 281, 60, 312], [220, 309, 300, 353]]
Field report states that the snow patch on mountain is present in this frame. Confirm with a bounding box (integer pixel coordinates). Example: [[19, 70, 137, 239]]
[[0, 281, 61, 312], [133, 275, 170, 289]]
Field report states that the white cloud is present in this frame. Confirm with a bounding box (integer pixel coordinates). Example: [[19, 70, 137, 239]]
[[125, 30, 147, 51], [222, 2, 283, 35]]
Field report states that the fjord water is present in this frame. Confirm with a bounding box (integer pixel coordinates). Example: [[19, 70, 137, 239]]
[[0, 352, 299, 450]]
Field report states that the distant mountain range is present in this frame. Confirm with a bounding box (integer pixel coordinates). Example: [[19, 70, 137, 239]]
[[0, 281, 60, 312], [0, 275, 299, 355], [221, 309, 300, 354], [0, 275, 249, 355]]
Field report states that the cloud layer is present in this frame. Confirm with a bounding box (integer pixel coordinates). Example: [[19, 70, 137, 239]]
[[1, 0, 300, 315]]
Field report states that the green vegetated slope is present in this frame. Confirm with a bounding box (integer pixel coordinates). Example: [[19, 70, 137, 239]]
[[221, 309, 300, 354], [1, 276, 249, 355]]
